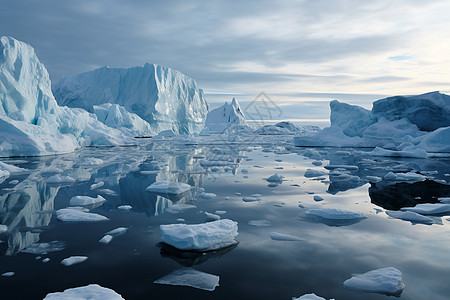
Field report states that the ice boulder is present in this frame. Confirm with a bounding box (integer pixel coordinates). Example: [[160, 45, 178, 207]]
[[160, 219, 238, 251], [372, 91, 450, 131], [93, 103, 154, 136], [43, 284, 125, 300], [53, 63, 208, 134], [343, 267, 405, 296], [205, 97, 248, 133]]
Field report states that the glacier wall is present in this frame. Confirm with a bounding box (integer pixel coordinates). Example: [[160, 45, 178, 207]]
[[53, 64, 209, 134]]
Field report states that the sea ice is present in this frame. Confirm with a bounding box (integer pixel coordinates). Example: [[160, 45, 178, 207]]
[[199, 192, 217, 199], [56, 208, 109, 222], [45, 175, 75, 185], [160, 219, 238, 251], [242, 196, 261, 202], [106, 227, 128, 236], [61, 256, 88, 266], [343, 267, 405, 295], [154, 268, 219, 291], [269, 232, 303, 241], [386, 210, 433, 224], [118, 205, 132, 211], [401, 203, 450, 215], [313, 195, 324, 202], [146, 181, 191, 194], [383, 171, 426, 183], [43, 284, 125, 300], [69, 195, 106, 207]]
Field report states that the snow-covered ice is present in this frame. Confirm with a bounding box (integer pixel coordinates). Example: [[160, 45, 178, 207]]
[[118, 205, 132, 211], [154, 268, 219, 291], [61, 256, 88, 266], [43, 284, 125, 300], [69, 195, 105, 207], [56, 207, 109, 222], [146, 181, 191, 194], [106, 227, 128, 236], [205, 212, 221, 221], [160, 219, 238, 251], [343, 267, 405, 295]]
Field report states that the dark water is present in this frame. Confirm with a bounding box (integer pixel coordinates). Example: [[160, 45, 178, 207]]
[[0, 137, 450, 299]]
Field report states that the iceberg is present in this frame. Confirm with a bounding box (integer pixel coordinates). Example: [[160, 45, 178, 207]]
[[0, 36, 135, 157], [160, 219, 238, 251], [154, 268, 219, 291], [53, 63, 208, 134], [205, 97, 248, 133], [343, 267, 405, 296], [43, 284, 125, 300]]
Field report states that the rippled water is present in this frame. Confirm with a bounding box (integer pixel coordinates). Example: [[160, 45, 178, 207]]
[[1, 136, 449, 299]]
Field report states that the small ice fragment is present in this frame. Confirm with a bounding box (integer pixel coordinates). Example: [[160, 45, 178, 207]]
[[1, 272, 14, 277], [43, 284, 124, 300], [118, 205, 132, 211], [35, 256, 42, 260], [235, 192, 241, 196], [8, 180, 19, 185], [248, 219, 271, 227], [401, 203, 450, 215], [105, 227, 128, 236], [0, 224, 7, 233], [270, 232, 303, 241], [313, 195, 324, 202], [56, 208, 109, 222], [69, 195, 105, 207], [160, 219, 238, 251], [242, 196, 261, 202], [154, 268, 219, 291], [98, 189, 117, 196], [324, 165, 358, 171], [205, 212, 221, 221], [343, 267, 405, 296], [146, 181, 191, 194], [40, 167, 64, 175], [266, 173, 284, 182], [177, 218, 185, 222], [99, 235, 113, 244], [304, 169, 327, 178], [42, 258, 50, 263], [61, 256, 88, 267], [199, 192, 217, 199], [215, 210, 227, 215], [438, 197, 450, 204], [45, 175, 75, 185], [90, 181, 104, 190], [366, 176, 382, 183], [292, 293, 326, 300]]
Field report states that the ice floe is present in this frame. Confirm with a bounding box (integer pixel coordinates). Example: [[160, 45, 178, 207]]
[[56, 207, 109, 222], [69, 195, 105, 207], [154, 268, 219, 291], [61, 256, 88, 266], [160, 219, 238, 251], [43, 284, 124, 300], [146, 181, 191, 195], [343, 267, 405, 296]]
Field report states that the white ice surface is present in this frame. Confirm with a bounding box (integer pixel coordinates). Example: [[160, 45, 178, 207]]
[[56, 208, 109, 222], [146, 181, 191, 194], [61, 256, 88, 266], [401, 203, 450, 215], [343, 267, 405, 295], [154, 268, 219, 291], [44, 284, 125, 300], [160, 219, 238, 251], [45, 175, 75, 185], [69, 195, 105, 207]]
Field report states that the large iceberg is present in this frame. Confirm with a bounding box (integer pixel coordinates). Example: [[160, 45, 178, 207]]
[[0, 36, 134, 157], [294, 91, 450, 154], [53, 63, 209, 134], [205, 97, 248, 133]]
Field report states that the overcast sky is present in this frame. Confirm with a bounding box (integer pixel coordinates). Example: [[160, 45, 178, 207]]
[[1, 0, 449, 123]]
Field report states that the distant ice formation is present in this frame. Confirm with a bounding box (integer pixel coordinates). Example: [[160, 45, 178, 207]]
[[205, 97, 249, 133]]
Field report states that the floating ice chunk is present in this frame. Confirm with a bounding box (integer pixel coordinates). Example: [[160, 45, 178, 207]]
[[99, 235, 113, 244], [304, 169, 328, 178], [205, 212, 221, 221], [0, 224, 7, 233], [90, 181, 104, 190], [40, 167, 64, 175], [9, 179, 19, 185], [21, 241, 66, 254], [307, 208, 366, 220], [242, 196, 261, 202], [343, 267, 405, 296], [118, 205, 132, 211], [199, 192, 217, 199], [1, 272, 14, 277], [69, 195, 105, 207], [383, 172, 426, 183], [43, 284, 125, 300], [270, 232, 303, 241], [401, 203, 450, 215], [248, 219, 272, 227], [266, 173, 284, 182], [42, 258, 50, 263], [215, 210, 227, 215], [292, 293, 327, 300], [313, 195, 324, 202], [160, 219, 238, 251], [154, 268, 219, 291], [106, 227, 128, 236], [61, 256, 88, 266], [166, 204, 197, 214], [386, 211, 433, 224], [146, 181, 191, 194], [45, 175, 75, 185], [98, 189, 117, 196], [56, 208, 109, 222]]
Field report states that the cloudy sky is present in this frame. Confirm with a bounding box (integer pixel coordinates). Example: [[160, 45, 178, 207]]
[[1, 0, 449, 123]]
